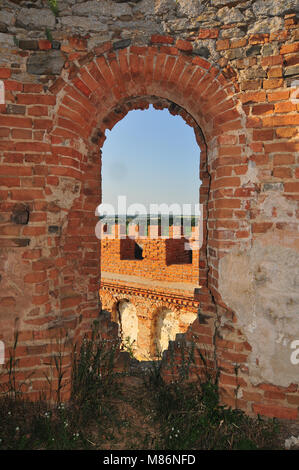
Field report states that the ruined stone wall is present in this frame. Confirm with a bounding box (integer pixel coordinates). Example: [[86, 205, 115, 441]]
[[0, 0, 298, 418], [100, 277, 200, 361], [100, 224, 201, 359]]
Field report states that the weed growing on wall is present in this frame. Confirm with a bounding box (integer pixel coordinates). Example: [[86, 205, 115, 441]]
[[45, 27, 53, 43], [122, 336, 136, 359], [0, 330, 34, 399], [0, 324, 281, 450], [146, 342, 280, 450], [0, 321, 122, 449], [48, 0, 59, 16]]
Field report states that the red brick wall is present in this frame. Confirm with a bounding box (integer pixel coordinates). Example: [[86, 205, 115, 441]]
[[0, 27, 298, 418]]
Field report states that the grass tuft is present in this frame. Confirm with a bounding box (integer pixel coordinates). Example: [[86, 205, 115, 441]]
[[0, 325, 281, 450]]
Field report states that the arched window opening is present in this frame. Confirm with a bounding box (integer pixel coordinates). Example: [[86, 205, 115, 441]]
[[100, 101, 203, 362]]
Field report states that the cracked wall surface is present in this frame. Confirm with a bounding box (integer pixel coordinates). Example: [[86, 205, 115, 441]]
[[219, 241, 299, 387]]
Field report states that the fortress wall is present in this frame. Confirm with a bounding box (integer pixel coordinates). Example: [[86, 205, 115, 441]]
[[0, 0, 298, 417]]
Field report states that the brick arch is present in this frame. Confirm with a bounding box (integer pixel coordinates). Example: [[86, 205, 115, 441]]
[[47, 43, 246, 339], [51, 44, 241, 150]]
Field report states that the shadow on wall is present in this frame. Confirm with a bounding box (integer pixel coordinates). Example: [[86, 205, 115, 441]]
[[120, 238, 144, 260], [166, 238, 192, 265], [119, 237, 192, 264], [153, 307, 179, 357]]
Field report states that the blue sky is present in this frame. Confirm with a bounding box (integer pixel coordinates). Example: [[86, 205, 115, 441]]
[[102, 105, 201, 214]]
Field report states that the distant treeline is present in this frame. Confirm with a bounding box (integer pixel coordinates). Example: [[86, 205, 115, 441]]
[[99, 215, 199, 227]]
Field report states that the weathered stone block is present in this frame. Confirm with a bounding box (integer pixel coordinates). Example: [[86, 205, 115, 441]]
[[262, 183, 284, 192], [176, 0, 204, 18], [48, 225, 61, 234], [72, 0, 132, 17], [246, 45, 262, 57], [27, 50, 65, 75], [59, 16, 108, 32], [193, 46, 210, 59], [113, 38, 131, 50], [0, 10, 14, 26], [211, 0, 236, 5], [6, 103, 25, 115], [16, 8, 56, 30], [284, 65, 299, 77], [217, 7, 244, 24], [0, 32, 14, 47], [252, 0, 299, 17], [154, 0, 175, 15], [0, 24, 8, 33], [248, 17, 283, 34], [19, 39, 39, 50]]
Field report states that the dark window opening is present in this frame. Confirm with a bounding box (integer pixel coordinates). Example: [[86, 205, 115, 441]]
[[134, 242, 144, 260]]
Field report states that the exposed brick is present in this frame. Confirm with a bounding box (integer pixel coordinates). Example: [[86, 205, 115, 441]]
[[0, 26, 297, 420], [253, 404, 298, 420], [175, 39, 192, 52], [216, 39, 230, 51], [273, 167, 292, 178], [38, 40, 52, 50], [198, 29, 219, 39], [24, 271, 47, 284], [263, 78, 284, 89], [240, 91, 266, 104], [17, 94, 56, 105], [252, 222, 273, 233], [280, 43, 299, 54], [284, 182, 299, 192], [151, 35, 174, 44], [0, 67, 11, 79]]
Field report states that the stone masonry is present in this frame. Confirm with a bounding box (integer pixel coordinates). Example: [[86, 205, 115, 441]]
[[0, 0, 298, 418]]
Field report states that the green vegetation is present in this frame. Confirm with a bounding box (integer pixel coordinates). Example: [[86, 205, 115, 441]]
[[45, 27, 53, 43], [0, 323, 281, 450], [0, 322, 122, 450], [144, 341, 280, 450], [48, 0, 59, 17], [122, 336, 136, 359], [146, 374, 279, 450], [100, 214, 199, 237]]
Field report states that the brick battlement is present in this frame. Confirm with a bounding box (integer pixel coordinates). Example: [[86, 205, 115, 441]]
[[100, 223, 205, 285]]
